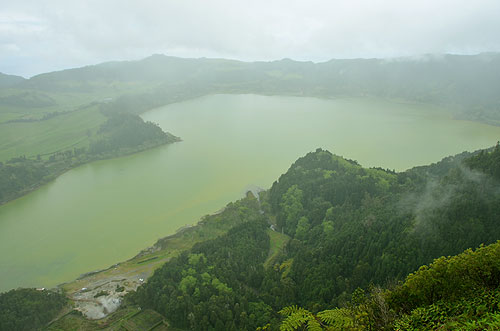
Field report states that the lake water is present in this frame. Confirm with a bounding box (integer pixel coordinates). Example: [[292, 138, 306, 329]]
[[1, 94, 499, 292]]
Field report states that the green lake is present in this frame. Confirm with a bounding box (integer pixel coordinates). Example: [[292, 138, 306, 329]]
[[1, 94, 499, 292]]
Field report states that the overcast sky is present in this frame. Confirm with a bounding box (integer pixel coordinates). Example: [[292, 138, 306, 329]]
[[1, 0, 500, 77]]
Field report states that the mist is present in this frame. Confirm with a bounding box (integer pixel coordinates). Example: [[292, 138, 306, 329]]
[[402, 161, 497, 239]]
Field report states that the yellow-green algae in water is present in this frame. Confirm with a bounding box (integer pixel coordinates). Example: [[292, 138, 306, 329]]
[[1, 94, 499, 292]]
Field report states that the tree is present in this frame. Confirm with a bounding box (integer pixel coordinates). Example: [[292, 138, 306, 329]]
[[295, 217, 310, 240]]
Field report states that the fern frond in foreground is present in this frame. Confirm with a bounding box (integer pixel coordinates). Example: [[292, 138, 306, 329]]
[[277, 305, 356, 331]]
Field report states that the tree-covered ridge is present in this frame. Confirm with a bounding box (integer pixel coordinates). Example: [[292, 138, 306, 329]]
[[0, 288, 66, 331], [124, 146, 500, 330], [465, 142, 500, 180], [268, 149, 396, 237], [261, 147, 500, 311], [0, 111, 179, 205]]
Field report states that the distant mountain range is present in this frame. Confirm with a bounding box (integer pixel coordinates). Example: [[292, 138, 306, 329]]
[[3, 53, 500, 124]]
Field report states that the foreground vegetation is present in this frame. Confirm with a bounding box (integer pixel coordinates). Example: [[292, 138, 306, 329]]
[[278, 240, 500, 330]]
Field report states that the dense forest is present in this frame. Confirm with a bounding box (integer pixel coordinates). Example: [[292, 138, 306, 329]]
[[134, 220, 272, 330], [263, 145, 500, 309], [2, 145, 499, 330], [122, 144, 500, 330], [0, 111, 179, 205], [0, 288, 66, 331]]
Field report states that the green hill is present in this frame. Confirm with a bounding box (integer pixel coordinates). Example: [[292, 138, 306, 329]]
[[0, 72, 25, 88], [123, 145, 500, 330], [10, 53, 500, 125]]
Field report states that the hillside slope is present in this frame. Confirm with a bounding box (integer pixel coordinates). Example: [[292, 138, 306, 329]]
[[12, 53, 500, 125], [0, 72, 25, 88], [127, 145, 500, 330]]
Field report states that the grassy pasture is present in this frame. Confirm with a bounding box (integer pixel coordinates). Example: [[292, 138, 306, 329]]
[[0, 106, 106, 161], [0, 89, 108, 122]]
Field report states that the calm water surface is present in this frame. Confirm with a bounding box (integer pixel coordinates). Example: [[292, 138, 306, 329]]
[[1, 94, 499, 291]]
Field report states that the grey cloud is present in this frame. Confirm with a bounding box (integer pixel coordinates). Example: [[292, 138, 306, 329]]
[[1, 0, 500, 77]]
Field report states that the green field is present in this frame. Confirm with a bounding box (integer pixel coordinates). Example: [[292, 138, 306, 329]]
[[0, 106, 106, 161], [0, 89, 107, 123], [0, 78, 167, 162], [0, 88, 111, 161]]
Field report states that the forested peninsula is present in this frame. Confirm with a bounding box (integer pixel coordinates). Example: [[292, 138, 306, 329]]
[[0, 110, 179, 205], [2, 144, 499, 330]]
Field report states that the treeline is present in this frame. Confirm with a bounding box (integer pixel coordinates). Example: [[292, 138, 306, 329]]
[[0, 112, 179, 205], [465, 142, 500, 180], [128, 145, 500, 330], [0, 288, 66, 331]]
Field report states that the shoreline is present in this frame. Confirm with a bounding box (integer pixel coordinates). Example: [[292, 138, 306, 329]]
[[69, 204, 229, 284], [0, 137, 181, 207], [51, 200, 247, 320]]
